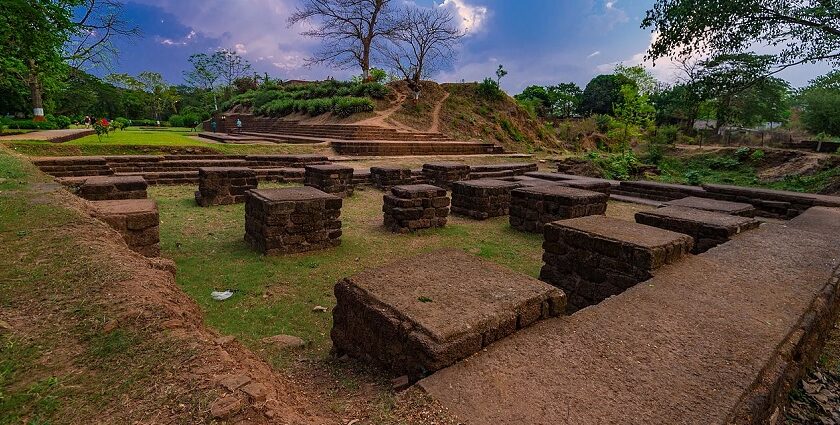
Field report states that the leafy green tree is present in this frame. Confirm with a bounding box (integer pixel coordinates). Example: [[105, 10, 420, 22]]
[[495, 64, 508, 85], [580, 74, 635, 116], [614, 64, 660, 95], [548, 83, 583, 118], [642, 0, 840, 70], [799, 71, 840, 136], [614, 84, 656, 143]]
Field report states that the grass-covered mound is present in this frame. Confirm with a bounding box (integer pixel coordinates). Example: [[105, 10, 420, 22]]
[[222, 80, 390, 118]]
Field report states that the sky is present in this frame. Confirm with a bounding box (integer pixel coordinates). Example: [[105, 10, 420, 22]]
[[98, 0, 832, 92]]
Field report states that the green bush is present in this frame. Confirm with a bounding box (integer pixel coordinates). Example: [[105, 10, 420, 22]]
[[477, 78, 503, 100], [684, 169, 702, 185], [0, 119, 58, 130], [258, 98, 296, 117], [750, 149, 765, 161], [333, 97, 374, 117], [734, 147, 751, 161], [645, 142, 664, 165], [653, 125, 679, 144], [593, 114, 611, 133]]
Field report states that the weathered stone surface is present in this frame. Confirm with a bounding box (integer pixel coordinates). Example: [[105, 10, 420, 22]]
[[421, 162, 470, 189], [78, 175, 148, 200], [703, 183, 840, 219], [540, 215, 693, 311], [88, 199, 160, 257], [665, 196, 756, 217], [635, 206, 760, 253], [331, 249, 565, 378], [304, 164, 354, 197], [244, 187, 342, 255], [210, 396, 242, 419], [195, 167, 258, 207], [370, 166, 413, 190], [383, 184, 449, 233], [451, 179, 519, 219], [510, 185, 608, 233], [260, 334, 305, 349]]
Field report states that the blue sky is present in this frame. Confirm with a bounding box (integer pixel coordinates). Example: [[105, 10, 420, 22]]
[[100, 0, 831, 92]]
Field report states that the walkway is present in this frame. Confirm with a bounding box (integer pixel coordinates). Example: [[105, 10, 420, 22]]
[[0, 128, 94, 143], [420, 207, 840, 424]]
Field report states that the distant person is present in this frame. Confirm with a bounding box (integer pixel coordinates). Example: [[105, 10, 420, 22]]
[[156, 120, 160, 127], [236, 118, 243, 133], [83, 115, 91, 128], [210, 120, 217, 133]]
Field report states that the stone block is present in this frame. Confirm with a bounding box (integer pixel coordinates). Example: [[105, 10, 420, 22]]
[[194, 167, 258, 207], [540, 215, 693, 312], [331, 249, 565, 378], [383, 184, 449, 233], [451, 179, 520, 220], [370, 166, 413, 190], [510, 185, 608, 233], [245, 187, 342, 255], [89, 199, 160, 257], [665, 196, 756, 217], [635, 206, 760, 253], [422, 162, 470, 189], [78, 175, 148, 200], [304, 164, 355, 197]]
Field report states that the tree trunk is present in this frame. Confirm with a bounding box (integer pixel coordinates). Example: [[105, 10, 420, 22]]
[[28, 59, 45, 122]]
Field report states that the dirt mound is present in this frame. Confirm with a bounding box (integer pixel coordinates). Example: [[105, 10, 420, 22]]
[[755, 149, 831, 182], [555, 157, 605, 177]]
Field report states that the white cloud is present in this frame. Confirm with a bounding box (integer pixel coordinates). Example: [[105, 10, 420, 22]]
[[586, 0, 628, 31], [234, 43, 247, 54], [437, 0, 489, 35], [587, 51, 601, 59], [595, 31, 693, 82]]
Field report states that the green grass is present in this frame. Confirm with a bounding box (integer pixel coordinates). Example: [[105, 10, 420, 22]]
[[151, 184, 545, 365], [68, 127, 207, 146]]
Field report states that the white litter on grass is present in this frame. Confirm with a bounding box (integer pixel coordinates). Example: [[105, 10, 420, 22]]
[[211, 290, 234, 301]]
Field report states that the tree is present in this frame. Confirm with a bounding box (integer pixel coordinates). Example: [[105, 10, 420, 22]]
[[642, 0, 840, 72], [548, 83, 583, 118], [214, 49, 252, 94], [383, 5, 462, 99], [799, 71, 840, 136], [579, 74, 635, 116], [184, 53, 221, 111], [614, 64, 660, 95], [495, 64, 508, 85], [289, 0, 398, 80], [614, 84, 656, 143], [0, 0, 137, 120]]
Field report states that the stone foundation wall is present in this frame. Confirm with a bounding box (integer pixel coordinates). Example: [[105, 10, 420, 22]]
[[422, 162, 470, 190], [370, 167, 414, 190], [635, 206, 760, 254], [244, 187, 342, 255], [78, 175, 148, 201], [195, 167, 258, 207], [383, 185, 449, 233], [451, 179, 519, 220]]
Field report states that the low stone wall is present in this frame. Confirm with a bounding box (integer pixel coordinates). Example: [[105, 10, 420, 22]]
[[304, 164, 354, 197], [541, 215, 693, 312], [331, 249, 565, 379], [89, 199, 160, 257], [244, 187, 342, 255], [451, 179, 519, 220], [195, 167, 258, 207], [383, 184, 449, 233], [509, 185, 608, 233], [635, 206, 760, 254], [422, 162, 470, 190], [78, 175, 148, 200], [665, 196, 756, 217]]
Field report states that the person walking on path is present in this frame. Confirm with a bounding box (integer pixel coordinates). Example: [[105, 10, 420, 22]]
[[235, 118, 243, 134], [210, 120, 217, 133]]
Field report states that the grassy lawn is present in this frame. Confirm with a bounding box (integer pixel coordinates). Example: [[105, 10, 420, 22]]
[[152, 184, 547, 365], [67, 127, 207, 146]]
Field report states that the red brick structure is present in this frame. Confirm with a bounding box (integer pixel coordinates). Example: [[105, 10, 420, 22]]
[[195, 167, 258, 207], [78, 175, 148, 200], [244, 187, 342, 255], [304, 164, 355, 197], [331, 249, 565, 378], [635, 206, 760, 253], [370, 166, 413, 190], [540, 215, 693, 312], [89, 199, 160, 257], [383, 184, 449, 233], [451, 179, 519, 220], [421, 162, 470, 190], [509, 185, 608, 233]]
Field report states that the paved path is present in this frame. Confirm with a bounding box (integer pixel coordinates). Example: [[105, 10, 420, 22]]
[[420, 207, 840, 424], [0, 128, 93, 142]]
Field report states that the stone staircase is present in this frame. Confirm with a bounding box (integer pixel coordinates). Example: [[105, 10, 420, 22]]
[[200, 114, 504, 156]]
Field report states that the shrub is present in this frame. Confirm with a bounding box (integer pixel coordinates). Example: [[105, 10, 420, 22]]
[[593, 114, 611, 133], [168, 114, 185, 127], [258, 98, 296, 116], [653, 125, 679, 144], [51, 115, 72, 129], [333, 97, 374, 117], [734, 147, 751, 161], [477, 78, 503, 100], [645, 142, 664, 165], [684, 169, 702, 185], [750, 149, 765, 161]]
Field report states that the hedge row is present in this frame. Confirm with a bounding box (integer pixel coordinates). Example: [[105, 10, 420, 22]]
[[257, 96, 374, 118]]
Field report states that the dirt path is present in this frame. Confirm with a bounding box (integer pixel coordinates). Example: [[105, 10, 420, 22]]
[[427, 91, 450, 133], [356, 90, 414, 131]]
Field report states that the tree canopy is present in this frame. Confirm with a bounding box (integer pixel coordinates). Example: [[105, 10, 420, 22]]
[[580, 74, 635, 116]]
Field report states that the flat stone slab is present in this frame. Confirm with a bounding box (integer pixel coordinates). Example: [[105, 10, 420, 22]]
[[332, 249, 566, 378], [304, 164, 354, 172], [666, 196, 756, 217], [421, 213, 840, 424], [249, 186, 341, 203], [636, 206, 760, 253], [422, 162, 469, 171], [79, 175, 148, 200], [391, 184, 447, 199], [512, 184, 607, 205], [89, 199, 160, 257], [510, 185, 610, 233]]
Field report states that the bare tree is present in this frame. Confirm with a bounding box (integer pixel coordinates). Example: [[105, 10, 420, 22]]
[[288, 0, 397, 80], [65, 0, 140, 70], [383, 6, 463, 99], [214, 49, 252, 98]]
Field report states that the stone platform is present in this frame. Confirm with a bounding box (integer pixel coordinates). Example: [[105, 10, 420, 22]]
[[383, 185, 449, 233], [304, 164, 354, 197], [540, 215, 693, 312], [421, 207, 840, 424], [370, 166, 413, 190], [244, 187, 342, 255], [635, 206, 760, 254], [509, 185, 608, 233], [422, 162, 470, 189], [78, 175, 148, 200], [331, 249, 565, 378], [195, 167, 257, 207], [665, 196, 756, 217], [451, 179, 519, 220], [89, 199, 160, 257]]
